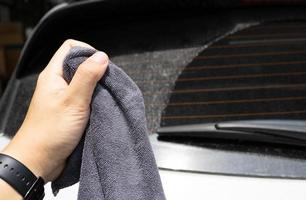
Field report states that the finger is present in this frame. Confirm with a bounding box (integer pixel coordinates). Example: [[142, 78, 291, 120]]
[[45, 39, 94, 76], [65, 51, 109, 106]]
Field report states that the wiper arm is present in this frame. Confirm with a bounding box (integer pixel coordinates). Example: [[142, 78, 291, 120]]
[[157, 120, 306, 146]]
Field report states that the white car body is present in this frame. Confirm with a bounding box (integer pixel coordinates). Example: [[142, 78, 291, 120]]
[[1, 134, 306, 200]]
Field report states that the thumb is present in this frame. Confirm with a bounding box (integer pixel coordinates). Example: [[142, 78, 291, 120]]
[[65, 51, 109, 106]]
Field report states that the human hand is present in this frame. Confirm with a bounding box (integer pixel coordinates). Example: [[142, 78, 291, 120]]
[[1, 39, 109, 182]]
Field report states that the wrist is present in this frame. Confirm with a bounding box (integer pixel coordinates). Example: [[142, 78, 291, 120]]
[[2, 133, 66, 182], [1, 146, 47, 182], [1, 130, 51, 182], [0, 153, 45, 200]]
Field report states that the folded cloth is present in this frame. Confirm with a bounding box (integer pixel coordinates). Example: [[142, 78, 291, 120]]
[[52, 47, 166, 200]]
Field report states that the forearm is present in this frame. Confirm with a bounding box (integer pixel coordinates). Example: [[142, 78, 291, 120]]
[[0, 179, 22, 200]]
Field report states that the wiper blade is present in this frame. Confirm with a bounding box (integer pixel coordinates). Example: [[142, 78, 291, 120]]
[[157, 120, 306, 146], [217, 120, 306, 141]]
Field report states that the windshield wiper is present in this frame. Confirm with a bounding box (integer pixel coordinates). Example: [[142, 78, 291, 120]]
[[157, 120, 306, 146]]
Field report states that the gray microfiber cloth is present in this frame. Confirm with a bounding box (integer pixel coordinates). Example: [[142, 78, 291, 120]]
[[51, 47, 166, 200]]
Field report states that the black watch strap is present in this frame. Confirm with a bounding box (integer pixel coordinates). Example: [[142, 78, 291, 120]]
[[0, 153, 45, 200]]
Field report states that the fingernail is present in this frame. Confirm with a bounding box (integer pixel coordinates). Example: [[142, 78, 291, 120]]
[[90, 51, 108, 64]]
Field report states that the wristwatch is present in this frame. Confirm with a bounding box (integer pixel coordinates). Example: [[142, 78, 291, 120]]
[[0, 153, 45, 200]]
